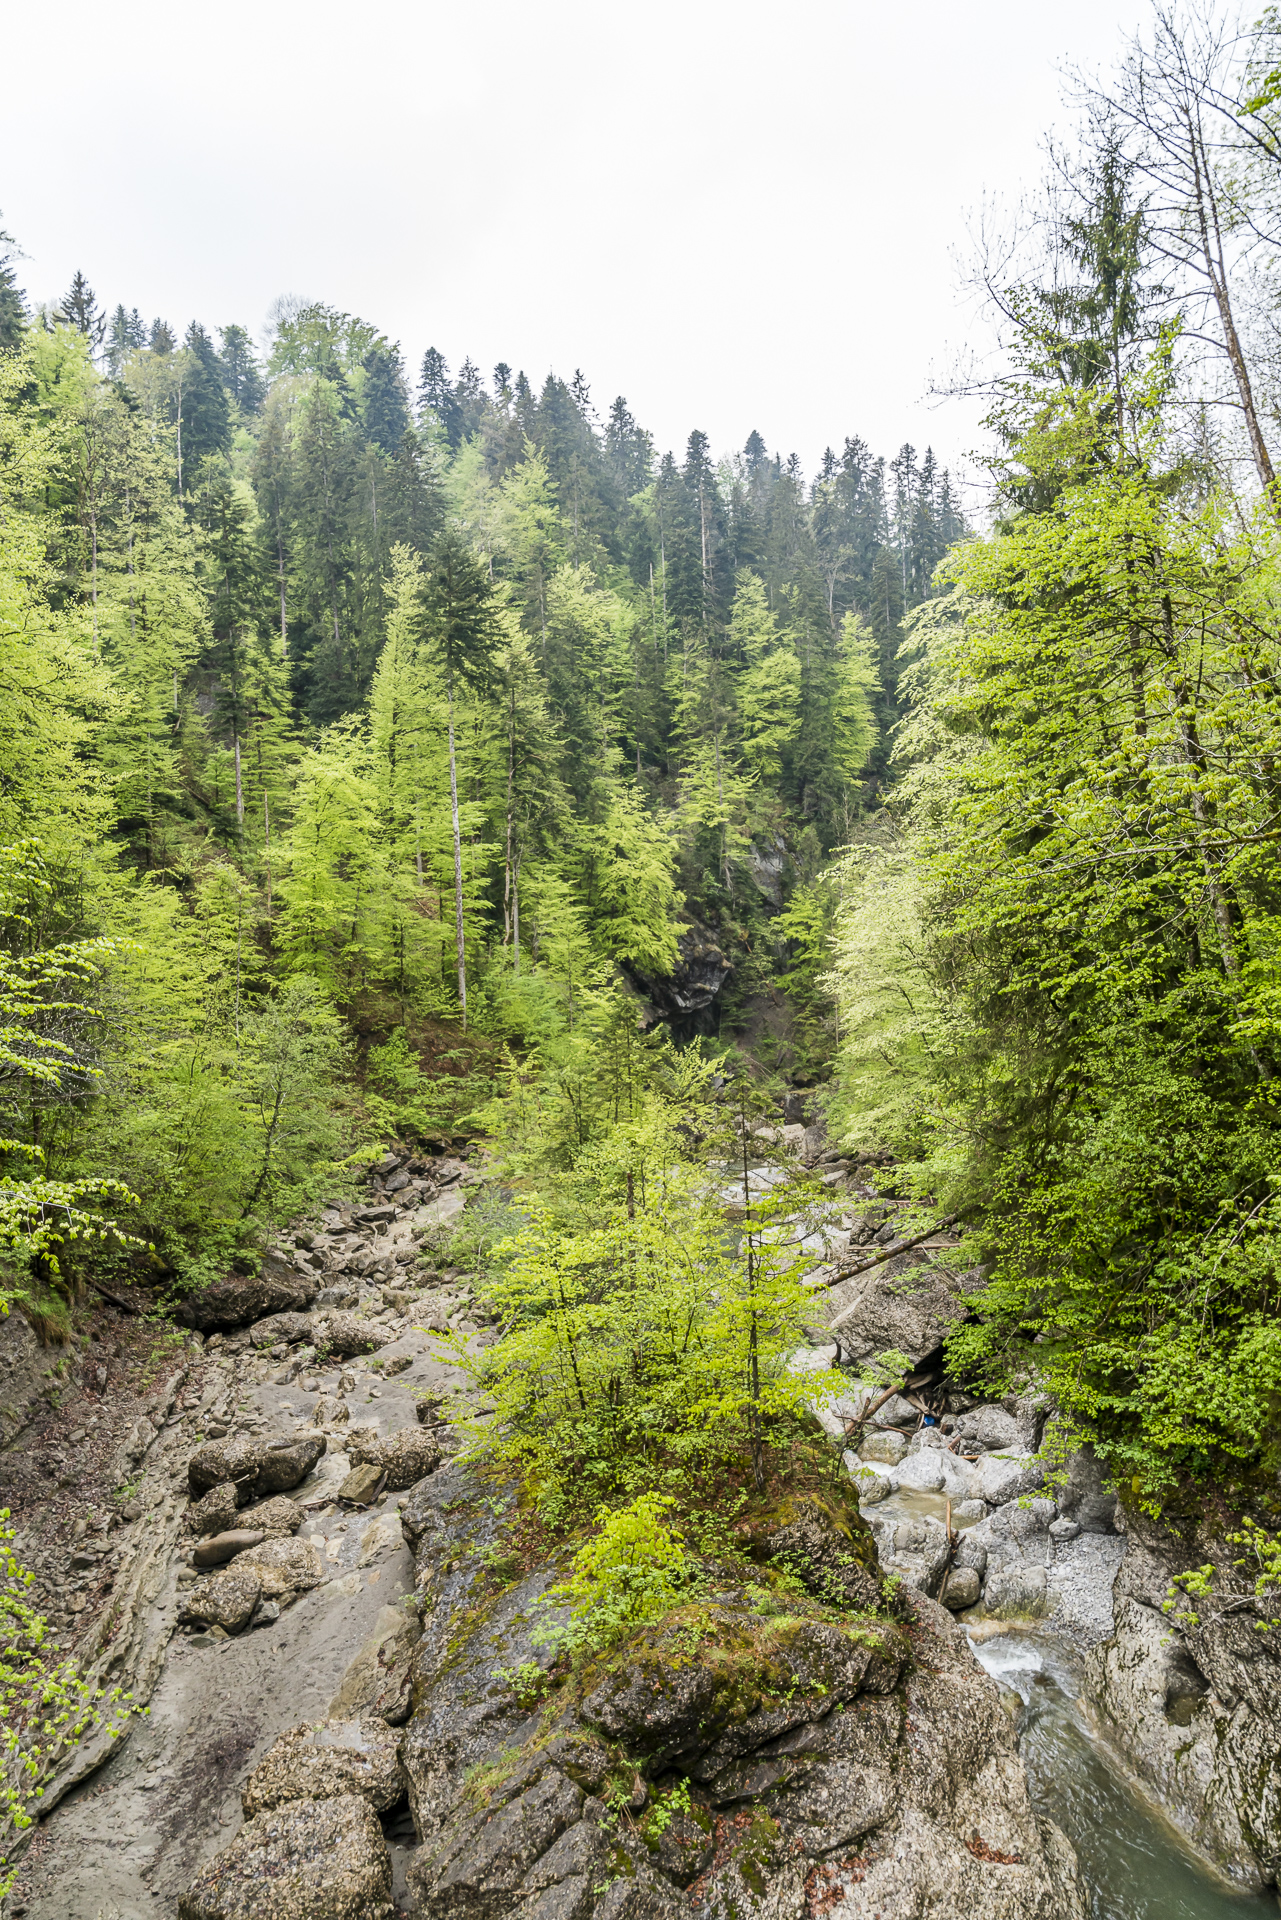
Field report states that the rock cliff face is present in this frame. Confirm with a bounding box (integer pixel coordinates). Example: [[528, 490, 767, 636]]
[[393, 1469, 1085, 1920], [623, 923, 733, 1042], [1083, 1506, 1281, 1893]]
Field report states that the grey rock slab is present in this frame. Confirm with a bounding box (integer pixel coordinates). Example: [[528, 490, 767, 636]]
[[17, 1517, 413, 1919]]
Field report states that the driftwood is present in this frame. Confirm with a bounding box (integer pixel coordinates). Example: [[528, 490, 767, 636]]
[[820, 1211, 966, 1290], [86, 1276, 146, 1317]]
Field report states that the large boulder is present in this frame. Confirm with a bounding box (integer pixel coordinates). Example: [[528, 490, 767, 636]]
[[954, 1405, 1022, 1452], [973, 1450, 1044, 1505], [178, 1793, 394, 1920], [241, 1718, 404, 1818], [185, 1481, 241, 1537], [188, 1433, 326, 1503], [825, 1253, 984, 1367], [397, 1466, 1085, 1920], [174, 1257, 317, 1334], [346, 1424, 440, 1491], [248, 1312, 317, 1349], [178, 1564, 262, 1634], [315, 1312, 381, 1359], [328, 1603, 421, 1725], [236, 1535, 325, 1601], [240, 1494, 304, 1535], [1055, 1445, 1118, 1533]]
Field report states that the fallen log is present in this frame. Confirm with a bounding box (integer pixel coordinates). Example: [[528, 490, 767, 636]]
[[820, 1210, 968, 1292]]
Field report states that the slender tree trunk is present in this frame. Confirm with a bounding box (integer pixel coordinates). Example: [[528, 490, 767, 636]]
[[447, 677, 467, 1029], [741, 1120, 765, 1494], [264, 793, 272, 920], [234, 734, 244, 833]]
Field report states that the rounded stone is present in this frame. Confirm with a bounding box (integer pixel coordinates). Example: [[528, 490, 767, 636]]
[[941, 1567, 981, 1610], [194, 1529, 266, 1569]]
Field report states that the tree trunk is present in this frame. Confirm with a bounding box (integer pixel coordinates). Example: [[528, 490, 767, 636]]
[[447, 677, 467, 1029]]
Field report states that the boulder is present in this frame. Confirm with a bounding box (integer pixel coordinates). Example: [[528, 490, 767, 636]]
[[1056, 1445, 1118, 1534], [896, 1450, 947, 1493], [826, 1252, 983, 1368], [240, 1494, 304, 1535], [178, 1792, 394, 1920], [328, 1604, 421, 1725], [316, 1312, 381, 1359], [241, 1717, 404, 1818], [973, 1450, 1044, 1505], [188, 1437, 270, 1500], [984, 1565, 1049, 1619], [179, 1564, 263, 1634], [941, 1567, 981, 1610], [248, 1312, 316, 1349], [954, 1405, 1022, 1452], [338, 1463, 385, 1506], [175, 1258, 318, 1334], [845, 1460, 892, 1506], [763, 1498, 881, 1611], [193, 1529, 265, 1570], [185, 1481, 241, 1537], [257, 1433, 327, 1494], [236, 1536, 325, 1601], [869, 1512, 952, 1594], [860, 1429, 908, 1465], [188, 1434, 326, 1504], [346, 1425, 440, 1491]]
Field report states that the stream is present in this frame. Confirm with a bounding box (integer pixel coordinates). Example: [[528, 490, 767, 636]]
[[972, 1632, 1274, 1920], [868, 1484, 1274, 1918]]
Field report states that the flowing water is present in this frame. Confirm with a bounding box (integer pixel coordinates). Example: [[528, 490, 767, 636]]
[[971, 1632, 1277, 1920]]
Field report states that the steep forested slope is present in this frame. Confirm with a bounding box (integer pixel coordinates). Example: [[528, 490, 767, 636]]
[[0, 246, 961, 1306]]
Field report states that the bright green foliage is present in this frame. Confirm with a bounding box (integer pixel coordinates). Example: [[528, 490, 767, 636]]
[[458, 1050, 838, 1520], [541, 1493, 688, 1654], [0, 1508, 137, 1893]]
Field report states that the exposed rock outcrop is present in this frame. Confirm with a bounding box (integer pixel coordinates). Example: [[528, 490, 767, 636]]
[[386, 1466, 1084, 1920], [1083, 1505, 1281, 1892]]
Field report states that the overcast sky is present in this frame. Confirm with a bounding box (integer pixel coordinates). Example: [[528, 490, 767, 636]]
[[3, 0, 1146, 490]]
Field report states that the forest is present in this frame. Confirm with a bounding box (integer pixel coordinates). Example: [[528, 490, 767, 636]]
[[0, 231, 961, 1308], [7, 0, 1281, 1530]]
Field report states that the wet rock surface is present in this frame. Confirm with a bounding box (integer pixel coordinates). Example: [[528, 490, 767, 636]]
[[1082, 1505, 1281, 1891]]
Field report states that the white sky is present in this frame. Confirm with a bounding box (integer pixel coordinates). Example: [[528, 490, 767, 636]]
[[3, 0, 1146, 492]]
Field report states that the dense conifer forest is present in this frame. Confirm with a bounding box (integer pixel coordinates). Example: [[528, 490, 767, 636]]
[[0, 238, 963, 1293]]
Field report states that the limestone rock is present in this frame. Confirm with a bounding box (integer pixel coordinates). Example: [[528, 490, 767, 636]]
[[240, 1493, 304, 1535], [860, 1429, 908, 1465], [316, 1312, 380, 1359], [763, 1497, 882, 1612], [973, 1451, 1044, 1505], [1055, 1445, 1118, 1534], [241, 1717, 404, 1818], [185, 1481, 241, 1537], [235, 1535, 325, 1600], [941, 1567, 981, 1610], [338, 1463, 384, 1505], [179, 1564, 262, 1634], [329, 1603, 422, 1724], [248, 1312, 316, 1349], [175, 1260, 318, 1334], [826, 1252, 983, 1367], [954, 1405, 1021, 1452], [984, 1565, 1049, 1619], [346, 1424, 440, 1491], [187, 1432, 325, 1503], [178, 1792, 394, 1920]]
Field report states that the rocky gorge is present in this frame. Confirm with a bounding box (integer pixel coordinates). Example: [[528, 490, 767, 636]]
[[0, 1132, 1276, 1918]]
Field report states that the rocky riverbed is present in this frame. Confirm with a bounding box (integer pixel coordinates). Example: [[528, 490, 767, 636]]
[[0, 1134, 1275, 1915]]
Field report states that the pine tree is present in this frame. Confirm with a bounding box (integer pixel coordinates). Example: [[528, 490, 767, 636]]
[[218, 324, 266, 413], [0, 221, 25, 350], [58, 272, 104, 349], [149, 318, 176, 354]]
